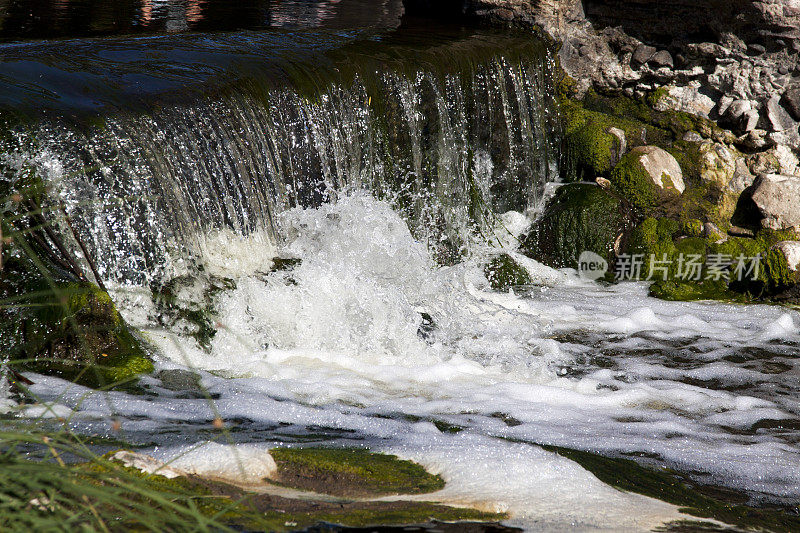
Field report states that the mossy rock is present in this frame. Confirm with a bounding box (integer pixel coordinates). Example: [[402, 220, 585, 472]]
[[484, 253, 532, 291], [649, 279, 741, 302], [270, 447, 445, 498], [609, 148, 685, 212], [522, 183, 635, 271], [85, 450, 506, 532], [626, 218, 799, 300], [1, 256, 152, 388], [560, 100, 646, 182]]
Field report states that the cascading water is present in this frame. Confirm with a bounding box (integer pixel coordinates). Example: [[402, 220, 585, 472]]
[[7, 29, 559, 288], [3, 21, 800, 533]]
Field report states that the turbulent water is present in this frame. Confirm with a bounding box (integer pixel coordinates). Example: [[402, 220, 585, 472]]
[[3, 22, 800, 533]]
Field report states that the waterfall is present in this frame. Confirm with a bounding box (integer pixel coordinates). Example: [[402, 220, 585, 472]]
[[2, 29, 560, 289]]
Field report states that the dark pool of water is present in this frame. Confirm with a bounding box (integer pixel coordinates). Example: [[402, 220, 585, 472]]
[[0, 0, 404, 42]]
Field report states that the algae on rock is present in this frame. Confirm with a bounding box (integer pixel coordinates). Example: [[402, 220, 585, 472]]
[[523, 183, 634, 272], [484, 253, 532, 291]]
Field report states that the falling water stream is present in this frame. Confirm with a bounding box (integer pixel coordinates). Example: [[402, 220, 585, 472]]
[[1, 8, 800, 532]]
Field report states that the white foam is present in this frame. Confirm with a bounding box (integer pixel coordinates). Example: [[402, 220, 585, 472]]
[[152, 442, 277, 485], [40, 192, 800, 529]]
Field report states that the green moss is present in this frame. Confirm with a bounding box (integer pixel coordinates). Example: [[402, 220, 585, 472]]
[[523, 183, 634, 270], [1, 274, 152, 388], [260, 503, 502, 532], [681, 219, 704, 238], [270, 447, 446, 497], [645, 87, 670, 108], [561, 99, 648, 182], [484, 253, 532, 291], [649, 279, 742, 302], [610, 151, 660, 211]]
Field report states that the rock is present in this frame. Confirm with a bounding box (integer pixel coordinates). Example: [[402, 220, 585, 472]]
[[741, 128, 769, 150], [698, 142, 736, 188], [717, 95, 734, 117], [631, 44, 657, 68], [563, 104, 628, 180], [730, 158, 756, 193], [773, 241, 800, 271], [484, 253, 532, 291], [610, 146, 684, 210], [727, 99, 752, 120], [774, 144, 799, 175], [748, 151, 781, 176], [650, 50, 674, 69], [728, 225, 756, 237], [683, 131, 704, 142], [703, 222, 727, 242], [112, 451, 183, 479], [766, 95, 798, 131], [781, 87, 800, 121], [522, 183, 634, 271], [608, 127, 627, 159], [769, 129, 800, 150], [654, 84, 716, 119], [596, 177, 611, 188], [747, 43, 767, 56], [749, 173, 800, 230], [740, 109, 761, 132]]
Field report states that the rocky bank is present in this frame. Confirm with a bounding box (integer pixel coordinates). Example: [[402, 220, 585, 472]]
[[406, 0, 800, 302]]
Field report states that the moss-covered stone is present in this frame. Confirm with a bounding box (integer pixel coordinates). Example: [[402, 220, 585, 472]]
[[561, 99, 647, 182], [522, 183, 635, 271], [626, 218, 799, 301], [484, 253, 532, 291], [0, 269, 152, 388], [270, 447, 445, 498], [610, 151, 662, 211]]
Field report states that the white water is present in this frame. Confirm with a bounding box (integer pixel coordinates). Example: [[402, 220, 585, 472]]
[[19, 192, 800, 531]]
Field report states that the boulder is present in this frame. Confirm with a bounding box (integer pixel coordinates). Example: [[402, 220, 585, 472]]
[[698, 142, 736, 188], [727, 99, 752, 120], [730, 158, 756, 193], [740, 109, 760, 132], [484, 253, 532, 291], [781, 87, 800, 121], [631, 44, 656, 68], [766, 95, 798, 132], [650, 50, 674, 69], [654, 85, 715, 119], [773, 241, 800, 272], [522, 183, 635, 271], [610, 146, 684, 210], [749, 173, 800, 230]]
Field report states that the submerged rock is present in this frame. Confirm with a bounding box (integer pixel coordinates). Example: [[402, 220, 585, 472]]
[[523, 183, 634, 272], [484, 253, 532, 291]]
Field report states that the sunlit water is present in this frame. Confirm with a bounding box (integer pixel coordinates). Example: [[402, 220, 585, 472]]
[[17, 193, 800, 531]]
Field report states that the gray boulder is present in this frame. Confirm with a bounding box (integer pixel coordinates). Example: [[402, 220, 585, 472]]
[[650, 50, 674, 69], [631, 44, 656, 68], [750, 173, 800, 230], [766, 96, 798, 132], [773, 241, 800, 272], [781, 87, 800, 121]]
